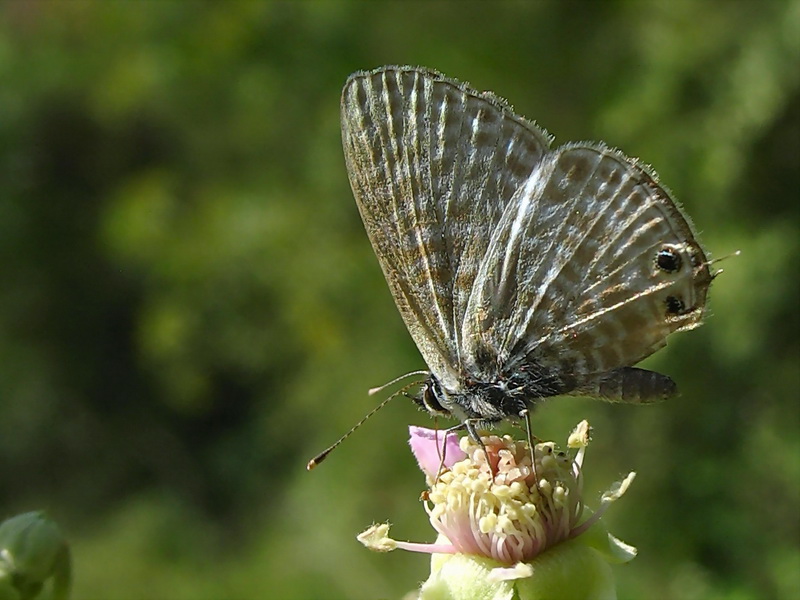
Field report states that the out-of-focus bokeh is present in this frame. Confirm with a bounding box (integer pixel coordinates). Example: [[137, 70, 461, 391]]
[[0, 2, 797, 599]]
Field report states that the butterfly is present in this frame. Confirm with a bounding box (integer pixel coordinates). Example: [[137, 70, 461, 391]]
[[339, 65, 713, 444]]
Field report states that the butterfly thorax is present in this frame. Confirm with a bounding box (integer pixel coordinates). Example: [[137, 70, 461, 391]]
[[418, 361, 570, 432]]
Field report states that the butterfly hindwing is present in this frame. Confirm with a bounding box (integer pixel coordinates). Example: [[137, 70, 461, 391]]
[[462, 145, 711, 386]]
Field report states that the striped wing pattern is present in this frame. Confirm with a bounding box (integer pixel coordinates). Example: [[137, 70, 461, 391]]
[[462, 145, 711, 384], [341, 67, 551, 390], [341, 65, 712, 410]]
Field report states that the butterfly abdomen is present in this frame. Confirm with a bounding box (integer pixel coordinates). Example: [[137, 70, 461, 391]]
[[574, 367, 678, 404]]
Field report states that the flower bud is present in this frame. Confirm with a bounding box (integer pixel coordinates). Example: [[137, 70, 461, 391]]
[[0, 512, 71, 600]]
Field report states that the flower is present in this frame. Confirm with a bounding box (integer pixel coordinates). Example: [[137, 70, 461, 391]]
[[358, 422, 637, 600]]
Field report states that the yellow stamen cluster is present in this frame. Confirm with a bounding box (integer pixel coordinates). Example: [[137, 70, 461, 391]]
[[424, 433, 583, 564]]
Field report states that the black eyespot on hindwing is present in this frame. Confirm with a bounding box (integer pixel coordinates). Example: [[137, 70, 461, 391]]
[[656, 246, 682, 273], [665, 295, 686, 315]]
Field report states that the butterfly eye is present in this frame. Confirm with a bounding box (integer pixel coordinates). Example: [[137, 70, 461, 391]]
[[665, 295, 686, 315], [420, 380, 448, 415], [656, 246, 682, 273]]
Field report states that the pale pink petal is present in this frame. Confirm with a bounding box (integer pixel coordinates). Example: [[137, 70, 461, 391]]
[[408, 426, 466, 478]]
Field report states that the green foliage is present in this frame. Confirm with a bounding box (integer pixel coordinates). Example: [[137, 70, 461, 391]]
[[0, 2, 797, 598]]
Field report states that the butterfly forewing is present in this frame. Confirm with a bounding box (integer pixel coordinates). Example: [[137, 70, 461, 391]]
[[341, 66, 552, 389]]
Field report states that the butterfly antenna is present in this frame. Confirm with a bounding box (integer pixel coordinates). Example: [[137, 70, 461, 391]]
[[306, 377, 426, 470], [368, 370, 429, 396]]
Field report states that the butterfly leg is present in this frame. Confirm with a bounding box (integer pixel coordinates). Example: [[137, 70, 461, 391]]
[[519, 409, 541, 493], [433, 420, 465, 483], [463, 419, 500, 480]]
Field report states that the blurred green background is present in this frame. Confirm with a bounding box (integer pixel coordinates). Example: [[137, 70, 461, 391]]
[[0, 2, 798, 599]]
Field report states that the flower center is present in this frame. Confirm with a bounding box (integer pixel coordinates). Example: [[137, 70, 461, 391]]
[[424, 434, 584, 564]]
